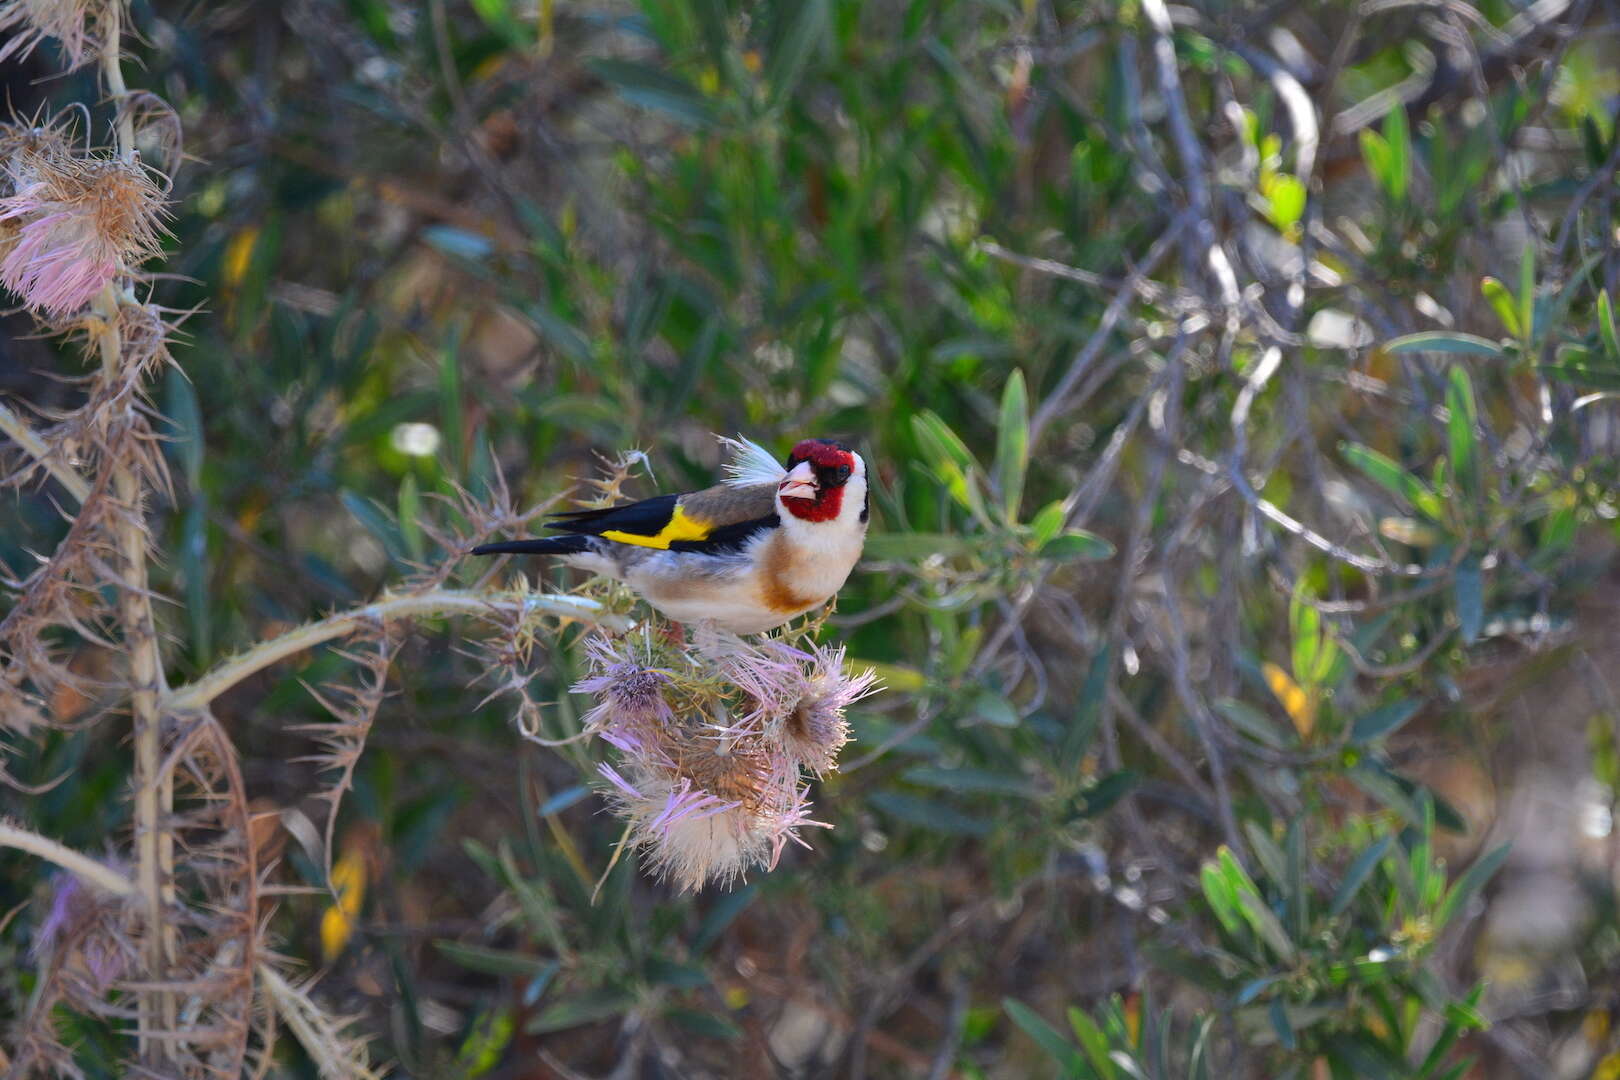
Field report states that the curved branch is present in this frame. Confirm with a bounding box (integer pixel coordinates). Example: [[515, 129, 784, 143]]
[[163, 588, 632, 713], [0, 818, 133, 896], [0, 401, 91, 504]]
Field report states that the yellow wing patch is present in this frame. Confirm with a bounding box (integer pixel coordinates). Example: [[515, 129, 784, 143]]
[[601, 505, 711, 549]]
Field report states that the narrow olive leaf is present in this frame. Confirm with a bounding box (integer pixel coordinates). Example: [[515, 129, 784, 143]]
[[1289, 580, 1321, 690], [587, 59, 715, 128], [1329, 835, 1393, 916], [435, 941, 556, 977], [1340, 442, 1445, 521], [1028, 499, 1067, 547], [1003, 999, 1084, 1071], [398, 473, 424, 562], [1243, 822, 1287, 886], [911, 411, 979, 474], [1269, 998, 1296, 1050], [1445, 366, 1481, 499], [1479, 277, 1521, 338], [1285, 820, 1307, 941], [1200, 862, 1245, 938], [1350, 699, 1421, 744], [1383, 103, 1410, 204], [1215, 698, 1290, 749], [1066, 1007, 1118, 1080], [1435, 844, 1510, 930], [1219, 849, 1297, 962], [1360, 129, 1392, 197], [1519, 242, 1536, 341], [1600, 289, 1620, 361], [1383, 331, 1505, 358], [1040, 530, 1116, 561], [1235, 976, 1279, 1006], [993, 368, 1030, 523], [1075, 770, 1137, 818], [764, 0, 829, 107], [1064, 646, 1110, 767], [1348, 766, 1425, 827], [862, 532, 973, 560], [1454, 557, 1484, 644], [527, 990, 636, 1034]]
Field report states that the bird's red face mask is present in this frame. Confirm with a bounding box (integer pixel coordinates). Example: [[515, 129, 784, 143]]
[[779, 439, 856, 522]]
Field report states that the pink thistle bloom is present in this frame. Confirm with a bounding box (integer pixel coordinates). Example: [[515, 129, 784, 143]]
[[0, 156, 166, 316], [573, 636, 675, 760], [0, 0, 113, 69], [723, 639, 877, 774]]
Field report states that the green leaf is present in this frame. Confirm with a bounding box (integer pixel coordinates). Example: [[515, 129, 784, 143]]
[[1066, 1006, 1118, 1080], [1382, 332, 1505, 358], [587, 59, 715, 128], [1200, 862, 1244, 938], [526, 989, 635, 1034], [1075, 770, 1136, 818], [1063, 647, 1110, 767], [993, 369, 1030, 522], [1383, 104, 1410, 204], [1600, 290, 1620, 362], [1435, 844, 1510, 930], [397, 473, 424, 562], [663, 1007, 742, 1041], [164, 367, 204, 490], [1349, 766, 1424, 827], [869, 793, 990, 837], [1454, 557, 1484, 644], [1360, 129, 1392, 198], [1039, 531, 1116, 561], [1029, 499, 1067, 546], [861, 532, 973, 560], [1350, 700, 1421, 744], [1004, 999, 1083, 1071], [1445, 366, 1481, 499], [1519, 242, 1536, 341], [1479, 277, 1521, 338], [1340, 443, 1445, 521], [1215, 698, 1290, 749], [434, 941, 557, 978], [902, 766, 1037, 797], [1266, 175, 1307, 230], [1221, 848, 1296, 963], [911, 411, 979, 474], [1269, 998, 1295, 1051], [764, 0, 829, 107]]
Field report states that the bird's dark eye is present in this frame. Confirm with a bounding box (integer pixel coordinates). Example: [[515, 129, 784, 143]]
[[834, 464, 852, 482]]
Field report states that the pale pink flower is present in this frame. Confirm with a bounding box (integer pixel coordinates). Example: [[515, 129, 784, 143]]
[[0, 0, 121, 69], [577, 627, 876, 890], [0, 156, 165, 316]]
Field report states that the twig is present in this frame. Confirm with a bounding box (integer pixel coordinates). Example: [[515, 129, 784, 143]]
[[0, 819, 134, 896], [164, 588, 629, 713], [0, 401, 91, 503]]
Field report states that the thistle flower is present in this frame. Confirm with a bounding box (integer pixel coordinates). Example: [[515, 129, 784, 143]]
[[0, 0, 124, 69], [33, 867, 132, 993], [0, 154, 166, 315], [724, 639, 877, 775], [598, 747, 823, 893], [572, 636, 675, 757], [576, 625, 872, 890]]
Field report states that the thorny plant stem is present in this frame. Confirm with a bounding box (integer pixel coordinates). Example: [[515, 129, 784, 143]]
[[0, 401, 90, 503], [164, 589, 631, 714], [99, 13, 168, 1057], [0, 819, 134, 896]]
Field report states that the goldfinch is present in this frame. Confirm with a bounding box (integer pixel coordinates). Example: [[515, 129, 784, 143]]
[[472, 437, 869, 634]]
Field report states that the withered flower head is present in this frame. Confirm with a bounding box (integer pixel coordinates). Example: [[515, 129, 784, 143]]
[[575, 626, 874, 890], [0, 0, 126, 70], [0, 151, 167, 315]]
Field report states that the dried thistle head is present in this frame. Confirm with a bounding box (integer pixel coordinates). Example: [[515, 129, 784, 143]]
[[0, 152, 167, 315], [573, 625, 873, 890], [0, 0, 126, 70]]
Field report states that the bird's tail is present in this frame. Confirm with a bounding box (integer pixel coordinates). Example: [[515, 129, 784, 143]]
[[471, 535, 594, 557]]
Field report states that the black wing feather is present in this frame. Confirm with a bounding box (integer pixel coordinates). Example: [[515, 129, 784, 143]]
[[543, 494, 678, 538], [668, 513, 779, 555]]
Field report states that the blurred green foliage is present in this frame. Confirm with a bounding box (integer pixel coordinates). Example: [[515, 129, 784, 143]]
[[5, 0, 1620, 1076]]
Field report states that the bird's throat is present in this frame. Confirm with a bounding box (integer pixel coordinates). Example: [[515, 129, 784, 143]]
[[784, 486, 843, 523]]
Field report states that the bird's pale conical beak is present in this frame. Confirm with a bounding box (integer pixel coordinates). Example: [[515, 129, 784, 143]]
[[778, 461, 818, 501]]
